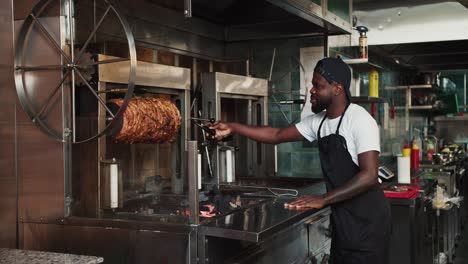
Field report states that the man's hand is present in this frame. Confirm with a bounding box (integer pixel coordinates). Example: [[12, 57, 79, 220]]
[[284, 195, 327, 210], [207, 121, 232, 139]]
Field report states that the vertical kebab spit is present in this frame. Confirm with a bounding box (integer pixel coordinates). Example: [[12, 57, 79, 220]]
[[109, 97, 181, 144]]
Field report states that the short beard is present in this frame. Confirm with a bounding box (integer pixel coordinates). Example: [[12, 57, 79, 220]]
[[311, 96, 332, 114]]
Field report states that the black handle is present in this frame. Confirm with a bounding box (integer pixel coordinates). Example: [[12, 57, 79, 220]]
[[201, 126, 215, 136], [355, 25, 368, 33], [219, 135, 234, 142]]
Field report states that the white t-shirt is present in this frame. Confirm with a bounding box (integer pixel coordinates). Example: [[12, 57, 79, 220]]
[[295, 103, 380, 166]]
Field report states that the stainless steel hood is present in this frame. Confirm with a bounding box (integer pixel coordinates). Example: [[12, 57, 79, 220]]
[[145, 0, 352, 42], [265, 0, 352, 35], [354, 0, 468, 11]]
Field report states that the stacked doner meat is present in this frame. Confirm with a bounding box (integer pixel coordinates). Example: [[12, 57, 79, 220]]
[[109, 97, 181, 144]]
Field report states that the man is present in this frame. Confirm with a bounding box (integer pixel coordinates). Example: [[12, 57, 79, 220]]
[[208, 57, 391, 264]]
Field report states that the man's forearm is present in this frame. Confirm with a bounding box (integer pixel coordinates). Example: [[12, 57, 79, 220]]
[[322, 171, 378, 205], [229, 123, 283, 144]]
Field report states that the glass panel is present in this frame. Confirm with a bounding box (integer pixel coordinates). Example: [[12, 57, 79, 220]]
[[221, 98, 250, 177], [311, 0, 321, 6], [328, 0, 350, 22]]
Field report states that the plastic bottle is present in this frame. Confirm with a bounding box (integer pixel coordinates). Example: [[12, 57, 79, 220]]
[[413, 132, 423, 160], [369, 68, 379, 97], [402, 144, 411, 157], [425, 138, 434, 161], [411, 144, 420, 170]]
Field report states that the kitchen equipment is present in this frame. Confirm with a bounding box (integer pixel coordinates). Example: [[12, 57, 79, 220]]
[[14, 0, 137, 144], [70, 54, 191, 218], [201, 72, 269, 186], [378, 166, 394, 180]]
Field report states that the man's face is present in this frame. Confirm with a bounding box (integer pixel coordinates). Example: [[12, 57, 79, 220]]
[[310, 72, 334, 114]]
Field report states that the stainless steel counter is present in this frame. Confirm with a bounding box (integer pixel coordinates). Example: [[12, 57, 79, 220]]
[[197, 182, 331, 264], [199, 183, 327, 243]]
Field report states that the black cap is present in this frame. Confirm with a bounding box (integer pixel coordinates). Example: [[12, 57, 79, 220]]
[[314, 57, 352, 101]]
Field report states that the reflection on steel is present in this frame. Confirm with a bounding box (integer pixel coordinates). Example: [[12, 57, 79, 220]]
[[30, 13, 72, 64], [14, 0, 137, 143], [215, 72, 268, 96], [98, 54, 190, 90], [184, 0, 192, 18], [32, 69, 72, 122], [199, 184, 328, 243]]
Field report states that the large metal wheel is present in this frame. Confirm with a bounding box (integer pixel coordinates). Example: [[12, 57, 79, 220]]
[[14, 0, 137, 143]]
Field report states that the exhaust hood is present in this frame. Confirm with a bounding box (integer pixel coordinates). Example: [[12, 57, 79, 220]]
[[265, 0, 352, 35]]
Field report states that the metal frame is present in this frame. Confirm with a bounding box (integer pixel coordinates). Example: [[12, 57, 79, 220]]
[[14, 0, 137, 144], [201, 72, 269, 185]]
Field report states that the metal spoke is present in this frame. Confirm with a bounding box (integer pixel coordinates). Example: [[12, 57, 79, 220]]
[[16, 65, 67, 71], [75, 68, 115, 118], [78, 58, 129, 67], [32, 70, 72, 122], [74, 5, 112, 64], [30, 14, 72, 64]]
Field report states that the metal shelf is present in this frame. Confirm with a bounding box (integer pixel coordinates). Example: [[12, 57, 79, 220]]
[[409, 84, 432, 89], [343, 58, 369, 64], [395, 105, 434, 110], [351, 96, 387, 104], [409, 105, 433, 110], [385, 85, 407, 90], [434, 115, 468, 121], [343, 58, 382, 72], [385, 84, 433, 90]]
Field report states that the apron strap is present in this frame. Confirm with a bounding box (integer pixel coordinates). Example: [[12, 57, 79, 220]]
[[335, 103, 351, 135], [317, 103, 351, 138], [317, 114, 327, 140]]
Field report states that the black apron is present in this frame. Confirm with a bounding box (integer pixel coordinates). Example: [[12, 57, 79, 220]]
[[317, 105, 391, 264]]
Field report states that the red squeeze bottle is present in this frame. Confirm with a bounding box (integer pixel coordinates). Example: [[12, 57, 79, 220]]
[[411, 144, 420, 170]]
